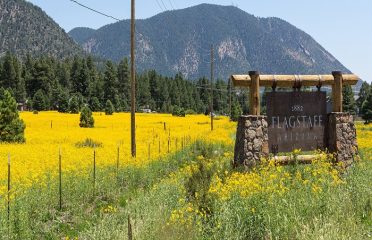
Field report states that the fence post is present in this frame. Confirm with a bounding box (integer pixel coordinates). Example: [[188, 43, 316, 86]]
[[59, 148, 62, 210], [116, 145, 120, 179], [93, 148, 96, 196], [7, 153, 11, 223], [128, 215, 133, 240], [158, 138, 161, 154]]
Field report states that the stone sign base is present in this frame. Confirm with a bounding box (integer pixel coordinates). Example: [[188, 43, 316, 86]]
[[234, 113, 358, 169], [234, 115, 269, 169], [327, 112, 358, 166]]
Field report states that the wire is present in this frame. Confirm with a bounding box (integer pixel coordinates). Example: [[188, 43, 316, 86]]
[[168, 0, 175, 10], [159, 0, 168, 11], [69, 0, 121, 21], [155, 0, 165, 11]]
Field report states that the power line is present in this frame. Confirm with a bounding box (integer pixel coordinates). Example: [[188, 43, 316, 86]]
[[159, 0, 168, 11], [168, 0, 175, 10], [69, 0, 121, 21], [155, 0, 165, 11]]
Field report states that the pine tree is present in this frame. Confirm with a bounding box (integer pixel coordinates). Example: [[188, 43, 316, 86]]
[[103, 61, 118, 103], [58, 91, 69, 113], [117, 58, 130, 108], [357, 82, 370, 115], [361, 91, 372, 124], [342, 85, 357, 114], [105, 100, 114, 115], [230, 99, 242, 121], [0, 52, 17, 90], [32, 89, 47, 111], [90, 97, 101, 112], [69, 95, 80, 114], [0, 88, 26, 143], [79, 106, 94, 128]]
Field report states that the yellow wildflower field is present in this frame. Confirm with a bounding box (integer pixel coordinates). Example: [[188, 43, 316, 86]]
[[0, 112, 236, 195]]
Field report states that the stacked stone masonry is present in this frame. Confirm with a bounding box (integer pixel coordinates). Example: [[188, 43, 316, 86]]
[[234, 113, 358, 169], [327, 112, 358, 166], [234, 115, 269, 169]]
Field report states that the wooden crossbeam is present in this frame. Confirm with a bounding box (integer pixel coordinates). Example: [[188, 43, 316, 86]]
[[231, 74, 360, 87], [273, 155, 316, 165]]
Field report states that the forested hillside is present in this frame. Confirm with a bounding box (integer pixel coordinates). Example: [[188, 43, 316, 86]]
[[0, 53, 245, 114], [0, 0, 82, 58]]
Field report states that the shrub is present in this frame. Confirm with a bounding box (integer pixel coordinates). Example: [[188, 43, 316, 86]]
[[185, 109, 196, 115], [75, 138, 102, 148], [79, 106, 94, 128], [172, 106, 185, 117], [0, 89, 26, 143], [105, 100, 114, 115]]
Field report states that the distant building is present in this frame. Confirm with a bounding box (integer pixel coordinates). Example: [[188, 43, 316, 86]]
[[141, 108, 152, 113], [17, 101, 29, 111]]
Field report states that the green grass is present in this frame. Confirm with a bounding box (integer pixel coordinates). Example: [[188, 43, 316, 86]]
[[0, 142, 371, 239]]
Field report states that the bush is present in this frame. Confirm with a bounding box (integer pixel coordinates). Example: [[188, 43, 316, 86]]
[[0, 89, 26, 143], [79, 106, 94, 128], [75, 138, 102, 148], [185, 109, 196, 115], [105, 100, 114, 115], [172, 106, 185, 117]]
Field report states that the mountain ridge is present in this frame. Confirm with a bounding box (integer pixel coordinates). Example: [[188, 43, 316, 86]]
[[69, 4, 349, 80], [0, 0, 83, 58]]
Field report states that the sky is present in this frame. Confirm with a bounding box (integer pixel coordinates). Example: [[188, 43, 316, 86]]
[[27, 0, 372, 83]]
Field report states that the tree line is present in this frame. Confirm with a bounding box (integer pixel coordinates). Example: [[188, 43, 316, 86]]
[[0, 52, 370, 123], [0, 52, 246, 117]]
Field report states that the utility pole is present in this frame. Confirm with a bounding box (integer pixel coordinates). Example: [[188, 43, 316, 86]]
[[229, 78, 232, 117], [210, 44, 214, 131], [130, 0, 136, 157]]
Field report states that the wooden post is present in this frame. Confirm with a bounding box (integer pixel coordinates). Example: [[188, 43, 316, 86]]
[[332, 71, 343, 112], [130, 0, 136, 157], [7, 153, 10, 222], [116, 146, 119, 179], [210, 44, 214, 131], [59, 148, 62, 210], [128, 215, 133, 240], [93, 148, 96, 196], [249, 71, 260, 115]]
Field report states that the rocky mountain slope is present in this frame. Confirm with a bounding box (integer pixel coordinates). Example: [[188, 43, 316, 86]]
[[0, 0, 82, 58], [69, 4, 349, 80]]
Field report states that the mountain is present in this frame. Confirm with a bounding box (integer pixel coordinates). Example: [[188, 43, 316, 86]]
[[69, 4, 350, 80], [0, 0, 82, 58]]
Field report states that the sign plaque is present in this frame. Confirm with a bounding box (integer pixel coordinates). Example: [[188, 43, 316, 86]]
[[267, 91, 327, 153]]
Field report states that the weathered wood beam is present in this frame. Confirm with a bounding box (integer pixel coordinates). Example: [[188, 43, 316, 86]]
[[272, 155, 316, 165], [231, 74, 359, 87], [332, 71, 343, 112], [249, 71, 260, 115]]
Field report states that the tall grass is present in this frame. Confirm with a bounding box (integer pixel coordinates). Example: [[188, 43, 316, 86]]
[[0, 141, 371, 239]]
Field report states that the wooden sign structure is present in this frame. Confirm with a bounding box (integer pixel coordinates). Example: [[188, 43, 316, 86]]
[[231, 71, 359, 115], [267, 91, 327, 153], [231, 71, 360, 167]]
